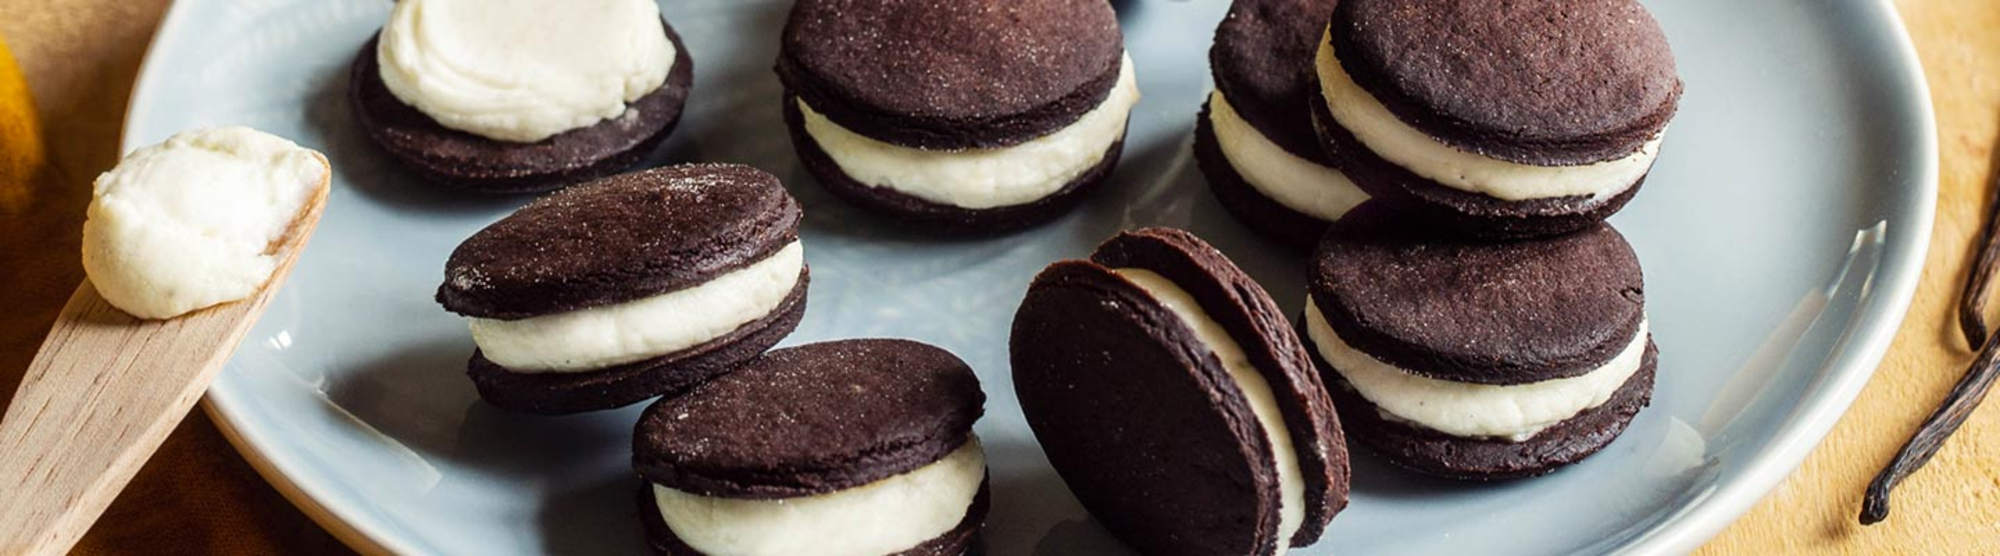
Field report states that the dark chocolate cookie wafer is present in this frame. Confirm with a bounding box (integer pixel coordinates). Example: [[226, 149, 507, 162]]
[[438, 164, 800, 319], [1309, 202, 1645, 386], [633, 339, 989, 556], [1328, 0, 1681, 165], [436, 164, 807, 414], [776, 0, 1124, 150], [1012, 228, 1348, 555], [348, 21, 693, 194], [1211, 0, 1341, 162]]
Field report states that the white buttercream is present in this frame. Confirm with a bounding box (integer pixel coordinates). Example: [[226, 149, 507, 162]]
[[81, 127, 328, 320], [468, 242, 804, 373], [1208, 90, 1367, 221], [1304, 304, 1648, 441], [653, 437, 986, 556], [377, 0, 676, 142], [1314, 30, 1661, 202], [1116, 269, 1304, 551], [797, 54, 1141, 210]]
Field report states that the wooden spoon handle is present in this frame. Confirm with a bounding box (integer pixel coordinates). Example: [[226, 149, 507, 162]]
[[0, 278, 285, 555]]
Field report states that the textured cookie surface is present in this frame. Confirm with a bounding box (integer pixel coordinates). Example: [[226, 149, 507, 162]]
[[1014, 260, 1279, 556], [1088, 228, 1350, 546], [437, 163, 801, 320], [777, 0, 1124, 149], [348, 23, 693, 193], [1013, 229, 1350, 554], [1329, 0, 1681, 165], [1211, 0, 1342, 161], [1309, 202, 1645, 385], [633, 339, 985, 498]]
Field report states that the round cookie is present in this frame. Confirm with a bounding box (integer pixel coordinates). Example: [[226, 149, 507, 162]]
[[775, 0, 1136, 231], [1330, 0, 1680, 165], [1197, 0, 1364, 249], [436, 164, 807, 414], [1302, 201, 1656, 479], [348, 21, 693, 194], [776, 0, 1124, 150], [1309, 0, 1681, 237], [1309, 203, 1646, 386], [633, 339, 989, 556], [1012, 228, 1349, 555]]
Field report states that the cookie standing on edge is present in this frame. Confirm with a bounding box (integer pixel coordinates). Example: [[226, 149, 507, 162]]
[[1309, 0, 1682, 237], [436, 164, 807, 414], [777, 0, 1140, 232], [1302, 202, 1658, 480], [633, 339, 989, 556], [1197, 0, 1368, 249], [1012, 228, 1349, 555], [350, 0, 694, 193]]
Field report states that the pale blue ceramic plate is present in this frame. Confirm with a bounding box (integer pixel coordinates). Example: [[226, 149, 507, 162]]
[[122, 0, 1936, 554]]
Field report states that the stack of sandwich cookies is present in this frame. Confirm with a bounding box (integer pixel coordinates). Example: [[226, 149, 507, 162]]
[[633, 339, 988, 556], [436, 164, 807, 414], [1012, 229, 1348, 555], [1197, 0, 1368, 249], [1302, 202, 1657, 480], [777, 0, 1140, 231], [1309, 0, 1681, 237], [351, 0, 694, 193]]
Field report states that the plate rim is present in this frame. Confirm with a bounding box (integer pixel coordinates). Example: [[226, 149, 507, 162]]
[[118, 0, 1940, 554]]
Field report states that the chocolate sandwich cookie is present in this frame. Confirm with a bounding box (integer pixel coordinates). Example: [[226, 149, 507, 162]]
[[776, 0, 1141, 231], [633, 339, 989, 556], [351, 0, 694, 194], [1012, 228, 1349, 555], [1309, 0, 1682, 238], [436, 164, 807, 414], [1301, 202, 1657, 479], [1196, 0, 1368, 249]]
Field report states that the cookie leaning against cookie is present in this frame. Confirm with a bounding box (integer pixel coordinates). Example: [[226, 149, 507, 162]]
[[435, 164, 807, 414], [777, 0, 1141, 232], [350, 0, 694, 193], [1309, 0, 1682, 238], [1197, 0, 1368, 250], [1012, 228, 1349, 556], [633, 339, 989, 556], [1302, 202, 1658, 480]]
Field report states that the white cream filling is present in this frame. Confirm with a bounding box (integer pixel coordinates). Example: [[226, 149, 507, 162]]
[[1209, 90, 1368, 222], [1115, 269, 1304, 551], [1304, 304, 1648, 441], [377, 0, 677, 143], [1313, 30, 1661, 202], [81, 127, 328, 320], [468, 242, 803, 373], [797, 54, 1141, 210], [653, 437, 986, 556]]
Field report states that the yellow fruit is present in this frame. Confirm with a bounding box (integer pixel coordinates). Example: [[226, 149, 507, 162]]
[[0, 37, 45, 212]]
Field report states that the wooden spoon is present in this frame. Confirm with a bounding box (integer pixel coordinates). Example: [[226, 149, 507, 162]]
[[0, 168, 330, 556]]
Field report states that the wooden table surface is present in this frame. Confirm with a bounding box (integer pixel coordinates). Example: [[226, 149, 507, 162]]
[[1, 0, 1996, 553]]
